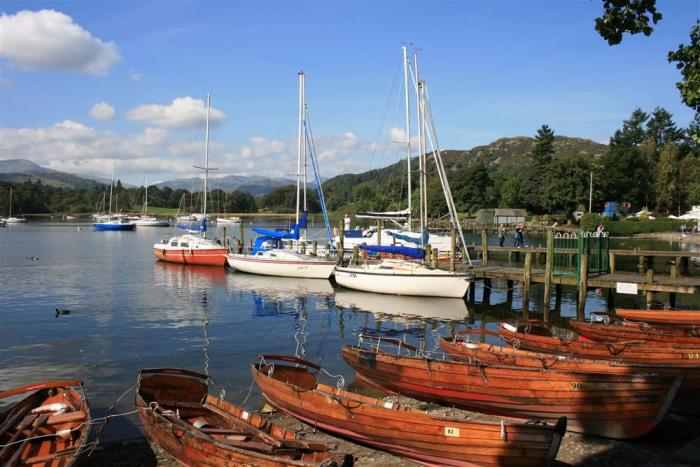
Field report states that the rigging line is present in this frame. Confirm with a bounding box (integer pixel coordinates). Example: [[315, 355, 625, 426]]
[[367, 53, 403, 171], [303, 112, 334, 247]]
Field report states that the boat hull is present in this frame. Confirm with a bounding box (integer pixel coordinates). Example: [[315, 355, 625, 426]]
[[341, 345, 681, 439], [253, 356, 565, 467], [440, 335, 700, 416], [93, 223, 136, 231], [227, 254, 336, 279], [569, 320, 700, 344], [615, 308, 700, 326], [334, 265, 470, 298], [153, 246, 228, 266], [136, 368, 340, 467]]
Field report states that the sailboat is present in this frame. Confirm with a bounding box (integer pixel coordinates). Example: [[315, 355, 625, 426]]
[[227, 72, 337, 279], [93, 171, 136, 231], [153, 94, 228, 266], [334, 47, 473, 298], [4, 187, 27, 223], [135, 174, 169, 227]]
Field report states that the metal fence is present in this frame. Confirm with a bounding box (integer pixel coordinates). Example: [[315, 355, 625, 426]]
[[550, 231, 609, 281]]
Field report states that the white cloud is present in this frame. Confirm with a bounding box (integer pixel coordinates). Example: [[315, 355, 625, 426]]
[[0, 10, 121, 75], [126, 97, 226, 129], [129, 71, 142, 82], [89, 102, 116, 121]]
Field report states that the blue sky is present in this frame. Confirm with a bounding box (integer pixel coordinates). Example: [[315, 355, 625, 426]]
[[0, 0, 697, 185]]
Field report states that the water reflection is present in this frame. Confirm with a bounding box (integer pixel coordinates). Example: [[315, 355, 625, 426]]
[[153, 261, 228, 289], [226, 272, 334, 298]]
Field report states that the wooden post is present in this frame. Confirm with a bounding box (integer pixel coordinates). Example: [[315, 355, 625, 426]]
[[523, 251, 533, 312], [646, 269, 654, 309], [671, 256, 681, 279], [239, 222, 244, 249], [577, 253, 589, 320], [312, 240, 317, 256], [669, 292, 677, 308], [506, 280, 514, 307], [609, 251, 616, 273], [543, 229, 553, 307], [480, 228, 489, 266], [450, 228, 456, 272], [222, 227, 227, 247], [377, 220, 382, 246], [352, 246, 359, 264], [469, 280, 476, 302], [432, 248, 439, 268], [249, 238, 253, 254], [325, 243, 331, 259], [336, 242, 344, 262], [483, 279, 491, 304], [235, 239, 241, 254], [425, 244, 432, 264]]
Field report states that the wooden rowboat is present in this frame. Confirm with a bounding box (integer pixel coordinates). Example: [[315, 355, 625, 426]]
[[569, 320, 700, 344], [615, 308, 700, 326], [135, 368, 346, 466], [253, 354, 566, 466], [0, 380, 91, 466], [499, 320, 700, 367], [342, 337, 682, 439], [440, 331, 700, 415]]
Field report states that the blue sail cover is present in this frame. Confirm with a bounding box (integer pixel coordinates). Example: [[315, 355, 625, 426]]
[[359, 245, 425, 259], [387, 229, 429, 245], [251, 211, 307, 240], [177, 218, 207, 233]]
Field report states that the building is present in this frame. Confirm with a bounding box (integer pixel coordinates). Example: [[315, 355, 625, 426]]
[[474, 208, 526, 225]]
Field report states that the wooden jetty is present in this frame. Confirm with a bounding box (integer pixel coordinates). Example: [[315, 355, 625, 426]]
[[456, 229, 700, 318]]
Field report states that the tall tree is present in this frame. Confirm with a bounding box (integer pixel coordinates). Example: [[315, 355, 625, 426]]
[[452, 162, 493, 213], [595, 0, 662, 45], [668, 21, 700, 111], [646, 107, 682, 147], [610, 108, 649, 147], [599, 146, 652, 208], [532, 125, 555, 163], [654, 143, 679, 212]]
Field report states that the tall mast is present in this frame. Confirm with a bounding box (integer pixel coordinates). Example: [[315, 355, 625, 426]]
[[108, 167, 114, 218], [402, 45, 412, 229], [414, 50, 425, 243], [144, 173, 148, 214], [202, 93, 211, 238], [8, 187, 12, 218], [296, 71, 304, 226], [302, 73, 307, 215]]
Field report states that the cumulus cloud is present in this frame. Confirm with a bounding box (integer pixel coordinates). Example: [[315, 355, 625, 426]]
[[126, 97, 226, 129], [0, 9, 121, 75], [89, 102, 116, 121], [129, 71, 142, 82]]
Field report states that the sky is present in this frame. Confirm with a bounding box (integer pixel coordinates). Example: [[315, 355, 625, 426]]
[[0, 0, 697, 185]]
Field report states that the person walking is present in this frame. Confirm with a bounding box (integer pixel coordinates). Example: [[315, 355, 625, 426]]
[[498, 224, 506, 247]]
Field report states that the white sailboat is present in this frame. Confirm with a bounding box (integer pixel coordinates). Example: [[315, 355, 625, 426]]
[[334, 47, 473, 298], [153, 94, 228, 266], [227, 71, 337, 279], [135, 174, 169, 227], [4, 187, 27, 223], [93, 170, 136, 231]]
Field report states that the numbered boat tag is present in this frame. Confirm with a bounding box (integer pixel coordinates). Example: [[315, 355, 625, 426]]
[[383, 401, 393, 409], [444, 426, 460, 437], [241, 410, 250, 420]]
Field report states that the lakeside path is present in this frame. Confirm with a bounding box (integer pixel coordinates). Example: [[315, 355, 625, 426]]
[[634, 232, 700, 245]]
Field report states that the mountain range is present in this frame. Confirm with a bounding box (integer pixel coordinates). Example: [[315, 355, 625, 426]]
[[154, 174, 295, 196]]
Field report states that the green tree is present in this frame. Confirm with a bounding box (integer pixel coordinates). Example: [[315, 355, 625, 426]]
[[532, 125, 555, 163], [610, 108, 649, 147], [498, 174, 521, 208], [599, 146, 652, 208], [452, 162, 493, 213], [654, 143, 679, 212], [595, 0, 662, 45], [540, 154, 594, 215], [646, 107, 682, 147], [668, 21, 700, 111], [519, 125, 556, 213]]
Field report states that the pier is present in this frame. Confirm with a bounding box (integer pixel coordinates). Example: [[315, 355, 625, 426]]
[[457, 229, 700, 318]]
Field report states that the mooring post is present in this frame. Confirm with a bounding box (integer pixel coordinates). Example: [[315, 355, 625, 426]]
[[672, 256, 681, 279], [523, 251, 533, 311], [646, 269, 655, 309], [506, 280, 514, 306], [425, 244, 432, 264], [312, 240, 317, 256], [222, 226, 227, 247], [352, 246, 359, 264], [239, 221, 244, 249], [432, 248, 439, 268], [544, 229, 553, 307], [248, 238, 253, 254], [669, 292, 677, 308], [451, 228, 457, 272], [377, 220, 382, 247], [235, 239, 241, 254], [577, 253, 589, 320], [481, 228, 488, 266], [609, 251, 616, 273], [469, 280, 476, 302], [483, 278, 492, 304], [326, 243, 331, 259]]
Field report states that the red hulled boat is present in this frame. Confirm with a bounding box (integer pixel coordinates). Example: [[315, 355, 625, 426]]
[[569, 319, 700, 345], [615, 308, 700, 326], [341, 337, 681, 439], [253, 354, 565, 466]]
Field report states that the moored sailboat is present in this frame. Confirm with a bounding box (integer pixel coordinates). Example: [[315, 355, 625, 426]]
[[93, 171, 136, 231], [135, 174, 169, 227], [4, 187, 27, 223], [153, 94, 228, 266]]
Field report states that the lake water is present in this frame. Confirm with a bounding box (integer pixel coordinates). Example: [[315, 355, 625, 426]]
[[1, 220, 698, 442]]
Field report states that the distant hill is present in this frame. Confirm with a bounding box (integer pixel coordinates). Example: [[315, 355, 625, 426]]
[[0, 159, 106, 190], [322, 135, 607, 209], [156, 174, 295, 196]]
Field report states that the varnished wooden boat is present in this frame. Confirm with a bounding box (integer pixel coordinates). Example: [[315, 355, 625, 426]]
[[0, 380, 91, 466], [253, 354, 565, 466], [615, 308, 700, 326], [440, 331, 700, 415], [135, 368, 347, 466], [341, 337, 682, 439], [499, 320, 700, 367], [569, 320, 700, 344]]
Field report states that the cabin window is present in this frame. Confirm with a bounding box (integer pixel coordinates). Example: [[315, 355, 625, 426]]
[[180, 242, 189, 248], [256, 251, 263, 256], [170, 241, 178, 247]]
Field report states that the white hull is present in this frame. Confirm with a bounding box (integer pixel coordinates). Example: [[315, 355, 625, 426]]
[[227, 253, 336, 279], [4, 217, 27, 223], [135, 218, 170, 227], [334, 261, 471, 298], [216, 217, 240, 224]]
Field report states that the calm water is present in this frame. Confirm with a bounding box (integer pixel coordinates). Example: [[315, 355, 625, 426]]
[[1, 220, 698, 441]]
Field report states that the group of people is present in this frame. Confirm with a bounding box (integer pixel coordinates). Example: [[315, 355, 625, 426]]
[[498, 223, 525, 248]]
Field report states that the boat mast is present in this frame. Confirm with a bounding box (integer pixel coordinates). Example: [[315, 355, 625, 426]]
[[296, 71, 304, 227], [413, 50, 426, 245], [144, 173, 148, 214], [8, 187, 12, 218], [108, 167, 114, 218], [202, 93, 211, 238], [402, 45, 412, 230]]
